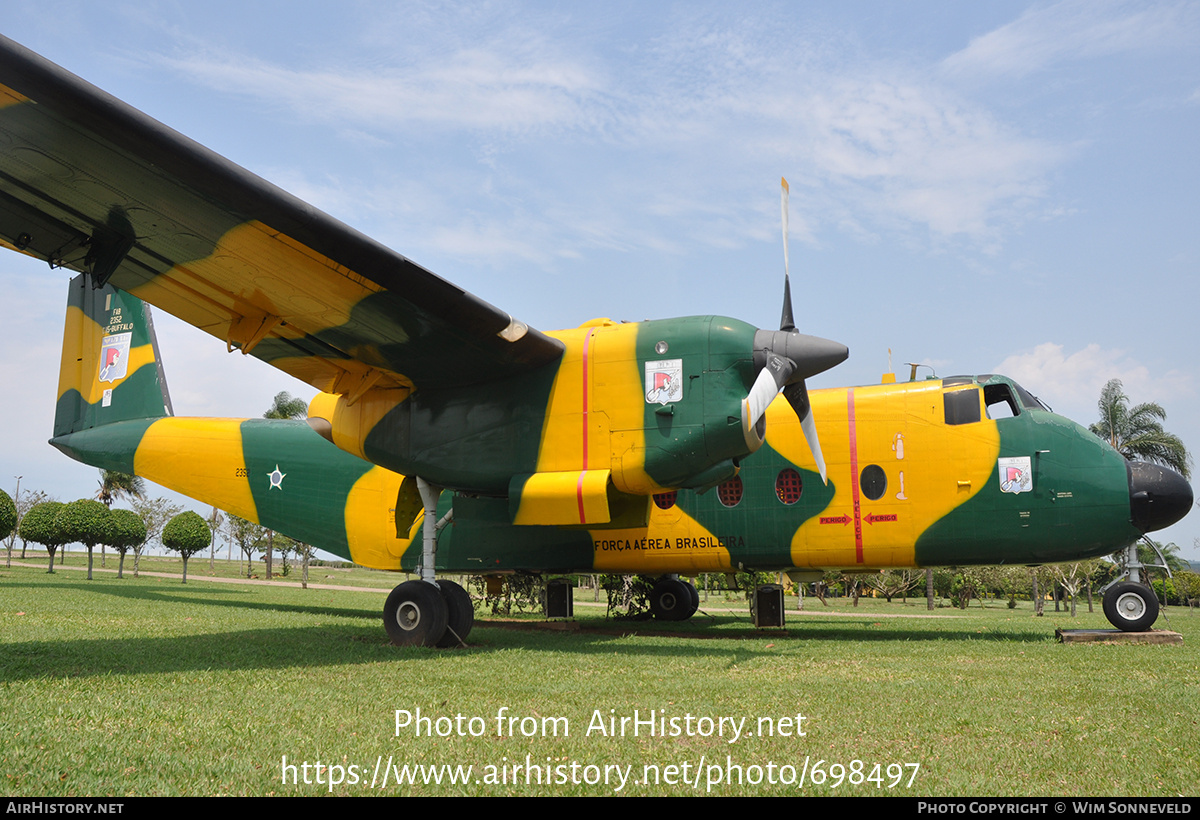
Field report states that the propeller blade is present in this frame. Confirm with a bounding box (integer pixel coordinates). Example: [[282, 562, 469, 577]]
[[739, 177, 845, 477], [744, 352, 797, 428], [744, 367, 780, 431], [780, 179, 796, 333], [784, 382, 828, 484], [781, 177, 790, 281], [780, 275, 795, 333]]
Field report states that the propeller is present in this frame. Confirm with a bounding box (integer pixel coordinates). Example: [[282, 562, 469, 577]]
[[741, 178, 847, 483]]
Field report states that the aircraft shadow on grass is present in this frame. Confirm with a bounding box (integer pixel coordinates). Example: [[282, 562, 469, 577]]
[[3, 584, 1052, 681]]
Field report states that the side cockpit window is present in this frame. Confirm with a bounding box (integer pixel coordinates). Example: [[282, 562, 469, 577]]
[[1012, 383, 1048, 412], [984, 383, 1020, 420], [944, 387, 981, 425]]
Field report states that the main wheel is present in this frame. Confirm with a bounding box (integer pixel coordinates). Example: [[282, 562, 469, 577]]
[[683, 579, 700, 618], [384, 580, 449, 646], [650, 578, 694, 621], [1102, 581, 1159, 632], [435, 580, 475, 648]]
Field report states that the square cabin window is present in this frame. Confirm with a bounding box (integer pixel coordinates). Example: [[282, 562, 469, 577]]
[[944, 387, 981, 425]]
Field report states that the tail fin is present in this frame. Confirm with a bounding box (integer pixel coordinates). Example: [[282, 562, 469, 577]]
[[54, 272, 172, 436]]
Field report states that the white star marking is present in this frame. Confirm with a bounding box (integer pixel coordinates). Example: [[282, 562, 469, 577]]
[[267, 465, 286, 490]]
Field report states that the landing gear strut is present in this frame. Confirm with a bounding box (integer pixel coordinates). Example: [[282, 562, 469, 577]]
[[383, 477, 474, 647], [1099, 540, 1163, 632]]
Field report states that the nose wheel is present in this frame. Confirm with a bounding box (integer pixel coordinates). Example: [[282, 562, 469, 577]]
[[1102, 581, 1159, 632]]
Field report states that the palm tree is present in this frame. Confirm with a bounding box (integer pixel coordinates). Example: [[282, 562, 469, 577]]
[[1089, 379, 1191, 480], [95, 470, 146, 567], [96, 470, 146, 507], [263, 391, 308, 420]]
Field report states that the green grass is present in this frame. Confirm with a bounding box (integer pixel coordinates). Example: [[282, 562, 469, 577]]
[[2, 561, 1197, 797]]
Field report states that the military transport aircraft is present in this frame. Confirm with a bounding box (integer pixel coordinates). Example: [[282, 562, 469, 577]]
[[0, 35, 1191, 646]]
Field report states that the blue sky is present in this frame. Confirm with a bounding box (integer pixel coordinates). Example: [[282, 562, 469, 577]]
[[4, 1, 1198, 558]]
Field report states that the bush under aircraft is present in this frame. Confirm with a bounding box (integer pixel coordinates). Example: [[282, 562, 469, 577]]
[[0, 35, 1191, 646]]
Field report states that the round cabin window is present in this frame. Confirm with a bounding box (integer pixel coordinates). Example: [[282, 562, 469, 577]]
[[860, 465, 887, 501], [717, 476, 744, 508], [775, 469, 803, 505]]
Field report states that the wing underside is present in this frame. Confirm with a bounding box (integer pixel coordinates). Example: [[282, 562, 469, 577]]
[[0, 35, 563, 396]]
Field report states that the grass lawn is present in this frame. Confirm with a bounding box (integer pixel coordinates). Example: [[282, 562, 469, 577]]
[[2, 558, 1197, 797]]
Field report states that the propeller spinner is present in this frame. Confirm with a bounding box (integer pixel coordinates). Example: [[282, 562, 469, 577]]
[[740, 179, 848, 483]]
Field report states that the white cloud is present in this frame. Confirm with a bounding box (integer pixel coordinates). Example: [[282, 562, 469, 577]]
[[144, 8, 1073, 255], [799, 77, 1060, 236], [157, 41, 607, 136], [943, 0, 1198, 79], [993, 342, 1193, 421]]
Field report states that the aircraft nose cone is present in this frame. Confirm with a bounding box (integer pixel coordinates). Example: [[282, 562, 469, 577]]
[[1128, 461, 1193, 533], [753, 329, 850, 381]]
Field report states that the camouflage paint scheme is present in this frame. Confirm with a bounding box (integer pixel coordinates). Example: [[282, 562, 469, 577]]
[[51, 276, 1139, 578], [0, 35, 1148, 585]]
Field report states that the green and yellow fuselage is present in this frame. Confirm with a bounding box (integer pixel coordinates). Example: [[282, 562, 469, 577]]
[[51, 278, 1139, 577]]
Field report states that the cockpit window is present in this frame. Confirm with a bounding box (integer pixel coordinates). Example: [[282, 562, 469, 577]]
[[984, 383, 1020, 419], [1012, 383, 1048, 412], [944, 387, 981, 425]]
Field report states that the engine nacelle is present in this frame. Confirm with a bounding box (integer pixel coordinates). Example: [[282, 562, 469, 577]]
[[309, 316, 765, 526]]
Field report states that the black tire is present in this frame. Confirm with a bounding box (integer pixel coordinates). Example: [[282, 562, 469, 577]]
[[435, 580, 475, 648], [650, 578, 693, 621], [1102, 581, 1159, 632], [682, 580, 699, 619], [384, 580, 449, 646]]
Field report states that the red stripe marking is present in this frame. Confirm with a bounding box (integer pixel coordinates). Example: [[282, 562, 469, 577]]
[[847, 388, 864, 563], [577, 328, 595, 523]]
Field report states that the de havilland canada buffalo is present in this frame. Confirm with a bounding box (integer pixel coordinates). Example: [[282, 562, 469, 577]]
[[0, 35, 1189, 645]]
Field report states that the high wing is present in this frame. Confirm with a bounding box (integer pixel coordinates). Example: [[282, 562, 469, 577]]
[[0, 34, 563, 398]]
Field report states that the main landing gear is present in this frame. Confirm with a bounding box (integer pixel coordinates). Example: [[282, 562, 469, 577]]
[[649, 577, 700, 621], [383, 476, 474, 647], [383, 579, 475, 647]]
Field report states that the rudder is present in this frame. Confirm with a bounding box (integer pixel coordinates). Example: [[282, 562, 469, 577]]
[[55, 272, 172, 436]]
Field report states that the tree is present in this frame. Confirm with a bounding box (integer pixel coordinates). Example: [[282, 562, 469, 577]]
[[55, 499, 115, 580], [864, 569, 922, 602], [162, 511, 211, 583], [264, 391, 308, 420], [19, 501, 65, 573], [1089, 379, 1191, 479], [207, 506, 224, 572], [1176, 571, 1200, 610], [0, 489, 15, 567], [295, 540, 315, 589], [95, 470, 146, 568], [226, 515, 267, 578], [130, 497, 183, 578], [1138, 540, 1188, 575], [108, 508, 147, 579], [11, 489, 50, 561], [96, 469, 146, 507], [1051, 562, 1092, 617], [274, 532, 297, 576]]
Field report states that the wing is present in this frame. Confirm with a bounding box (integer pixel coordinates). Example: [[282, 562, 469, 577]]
[[0, 35, 563, 397]]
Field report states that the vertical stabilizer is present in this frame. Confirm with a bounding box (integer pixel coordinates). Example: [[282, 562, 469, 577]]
[[54, 273, 172, 436]]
